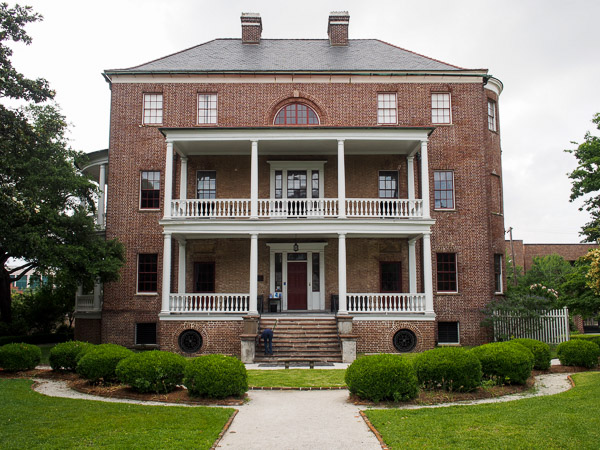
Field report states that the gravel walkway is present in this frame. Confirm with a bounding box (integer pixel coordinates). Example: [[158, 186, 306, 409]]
[[31, 373, 574, 450]]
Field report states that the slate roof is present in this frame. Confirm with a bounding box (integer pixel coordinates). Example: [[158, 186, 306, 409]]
[[106, 39, 478, 74]]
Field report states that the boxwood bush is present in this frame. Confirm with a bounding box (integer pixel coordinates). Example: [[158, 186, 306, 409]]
[[49, 341, 94, 371], [0, 343, 41, 371], [469, 342, 534, 385], [511, 338, 552, 370], [557, 339, 600, 368], [413, 347, 482, 392], [76, 344, 133, 383], [345, 354, 418, 402], [116, 350, 187, 394], [570, 334, 600, 349], [184, 354, 247, 398]]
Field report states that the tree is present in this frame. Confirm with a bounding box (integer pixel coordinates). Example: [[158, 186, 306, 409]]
[[0, 4, 124, 324], [561, 254, 600, 318], [566, 113, 600, 242]]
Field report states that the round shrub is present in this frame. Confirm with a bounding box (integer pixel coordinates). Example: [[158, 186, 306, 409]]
[[76, 344, 133, 383], [49, 341, 94, 371], [116, 350, 186, 394], [557, 339, 600, 368], [413, 347, 482, 392], [184, 354, 247, 398], [0, 343, 41, 371], [345, 354, 418, 402], [469, 342, 534, 385], [511, 338, 551, 370]]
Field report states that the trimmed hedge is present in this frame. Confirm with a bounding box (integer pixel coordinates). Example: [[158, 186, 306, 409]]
[[76, 344, 133, 383], [470, 342, 534, 385], [184, 354, 247, 398], [0, 343, 41, 371], [557, 339, 600, 368], [345, 354, 418, 402], [413, 347, 482, 392], [511, 338, 552, 370], [116, 350, 187, 394], [0, 331, 74, 346], [49, 341, 94, 371], [570, 334, 600, 349]]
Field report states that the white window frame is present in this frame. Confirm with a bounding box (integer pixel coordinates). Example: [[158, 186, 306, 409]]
[[494, 254, 503, 294], [436, 252, 459, 294], [377, 93, 398, 125], [267, 161, 326, 200], [142, 93, 163, 125], [139, 170, 161, 211], [437, 321, 460, 344], [431, 92, 452, 124], [197, 93, 218, 125], [378, 170, 399, 199], [136, 253, 158, 295], [488, 99, 497, 132], [433, 170, 455, 211]]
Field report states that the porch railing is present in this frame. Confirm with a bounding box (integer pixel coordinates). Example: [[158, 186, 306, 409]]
[[346, 199, 423, 218], [75, 294, 95, 311], [258, 198, 339, 218], [347, 293, 426, 313], [169, 293, 250, 313], [171, 199, 251, 218]]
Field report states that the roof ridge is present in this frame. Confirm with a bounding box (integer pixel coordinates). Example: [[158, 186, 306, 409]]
[[374, 39, 468, 71]]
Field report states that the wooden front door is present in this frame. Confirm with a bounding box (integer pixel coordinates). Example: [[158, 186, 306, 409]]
[[287, 261, 307, 310]]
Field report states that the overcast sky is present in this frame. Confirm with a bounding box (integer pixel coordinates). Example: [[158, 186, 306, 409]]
[[8, 0, 600, 244]]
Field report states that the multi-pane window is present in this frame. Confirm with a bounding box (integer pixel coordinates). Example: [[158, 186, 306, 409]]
[[488, 99, 497, 131], [138, 254, 158, 293], [135, 323, 157, 345], [494, 254, 503, 293], [431, 93, 451, 124], [194, 262, 215, 292], [437, 253, 457, 292], [434, 171, 454, 209], [377, 93, 397, 124], [311, 171, 319, 199], [274, 103, 319, 125], [438, 322, 459, 344], [143, 93, 163, 125], [140, 171, 160, 209], [198, 94, 217, 124], [274, 171, 283, 199], [287, 171, 307, 198], [380, 262, 402, 292], [379, 171, 399, 198], [197, 171, 216, 199]]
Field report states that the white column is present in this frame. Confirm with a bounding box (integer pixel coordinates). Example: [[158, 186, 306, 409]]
[[93, 279, 102, 310], [249, 234, 258, 314], [338, 232, 348, 314], [161, 233, 172, 314], [178, 239, 186, 294], [97, 163, 106, 227], [250, 140, 258, 218], [408, 238, 417, 294], [179, 156, 188, 200], [422, 233, 434, 314], [164, 142, 174, 217], [407, 156, 415, 200], [420, 140, 430, 217], [337, 140, 346, 218]]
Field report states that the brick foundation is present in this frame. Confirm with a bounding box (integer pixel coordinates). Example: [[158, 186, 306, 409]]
[[159, 320, 244, 357], [353, 320, 435, 353]]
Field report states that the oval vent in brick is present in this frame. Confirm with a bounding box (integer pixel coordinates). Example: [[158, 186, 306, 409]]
[[178, 329, 203, 353], [393, 329, 417, 352]]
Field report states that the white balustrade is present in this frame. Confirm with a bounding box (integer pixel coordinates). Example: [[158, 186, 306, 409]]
[[347, 293, 426, 313], [346, 199, 423, 218], [258, 198, 338, 218], [169, 293, 250, 313], [171, 199, 250, 218], [75, 295, 95, 311]]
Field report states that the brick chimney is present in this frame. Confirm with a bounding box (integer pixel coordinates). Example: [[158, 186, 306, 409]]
[[241, 12, 262, 44], [327, 11, 349, 46]]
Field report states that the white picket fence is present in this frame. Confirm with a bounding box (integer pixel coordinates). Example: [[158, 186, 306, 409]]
[[492, 307, 570, 345]]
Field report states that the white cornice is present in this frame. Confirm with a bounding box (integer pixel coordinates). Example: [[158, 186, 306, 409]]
[[485, 77, 503, 96]]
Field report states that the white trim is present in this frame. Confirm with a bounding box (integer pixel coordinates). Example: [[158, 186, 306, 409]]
[[378, 169, 400, 198], [197, 93, 218, 125], [352, 313, 436, 321], [485, 77, 503, 96], [273, 103, 321, 126], [433, 169, 455, 211], [494, 253, 503, 294], [431, 92, 452, 125], [268, 161, 326, 200], [159, 313, 245, 321], [435, 251, 459, 294], [139, 170, 161, 211], [377, 92, 398, 125]]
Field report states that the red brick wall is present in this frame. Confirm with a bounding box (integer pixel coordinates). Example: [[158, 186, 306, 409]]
[[74, 318, 102, 344], [160, 320, 243, 356], [353, 320, 435, 353]]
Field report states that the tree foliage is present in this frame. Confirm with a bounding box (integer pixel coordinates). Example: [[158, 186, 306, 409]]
[[0, 3, 124, 323], [566, 113, 600, 242], [561, 250, 600, 317]]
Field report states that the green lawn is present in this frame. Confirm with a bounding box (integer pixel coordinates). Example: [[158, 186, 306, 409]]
[[365, 372, 600, 449], [247, 369, 346, 387], [0, 379, 234, 449]]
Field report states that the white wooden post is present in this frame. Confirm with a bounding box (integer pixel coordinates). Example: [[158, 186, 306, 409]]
[[97, 163, 106, 227], [422, 233, 434, 314], [407, 156, 415, 201], [420, 140, 430, 217], [250, 140, 258, 218], [337, 140, 346, 218], [164, 142, 174, 217], [179, 156, 188, 200], [92, 279, 102, 310], [408, 238, 417, 294], [338, 232, 348, 313], [249, 233, 258, 313], [178, 239, 186, 294], [161, 233, 172, 314]]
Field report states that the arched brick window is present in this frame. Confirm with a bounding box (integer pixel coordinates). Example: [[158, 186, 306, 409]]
[[274, 103, 319, 125]]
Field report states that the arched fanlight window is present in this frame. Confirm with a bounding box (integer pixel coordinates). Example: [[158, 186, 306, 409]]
[[274, 103, 319, 125]]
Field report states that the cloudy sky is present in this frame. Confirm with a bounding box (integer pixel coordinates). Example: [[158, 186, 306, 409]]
[[8, 0, 600, 243]]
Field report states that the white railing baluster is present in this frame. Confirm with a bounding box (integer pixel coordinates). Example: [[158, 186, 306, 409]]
[[168, 293, 250, 313], [345, 199, 424, 219], [346, 293, 426, 313]]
